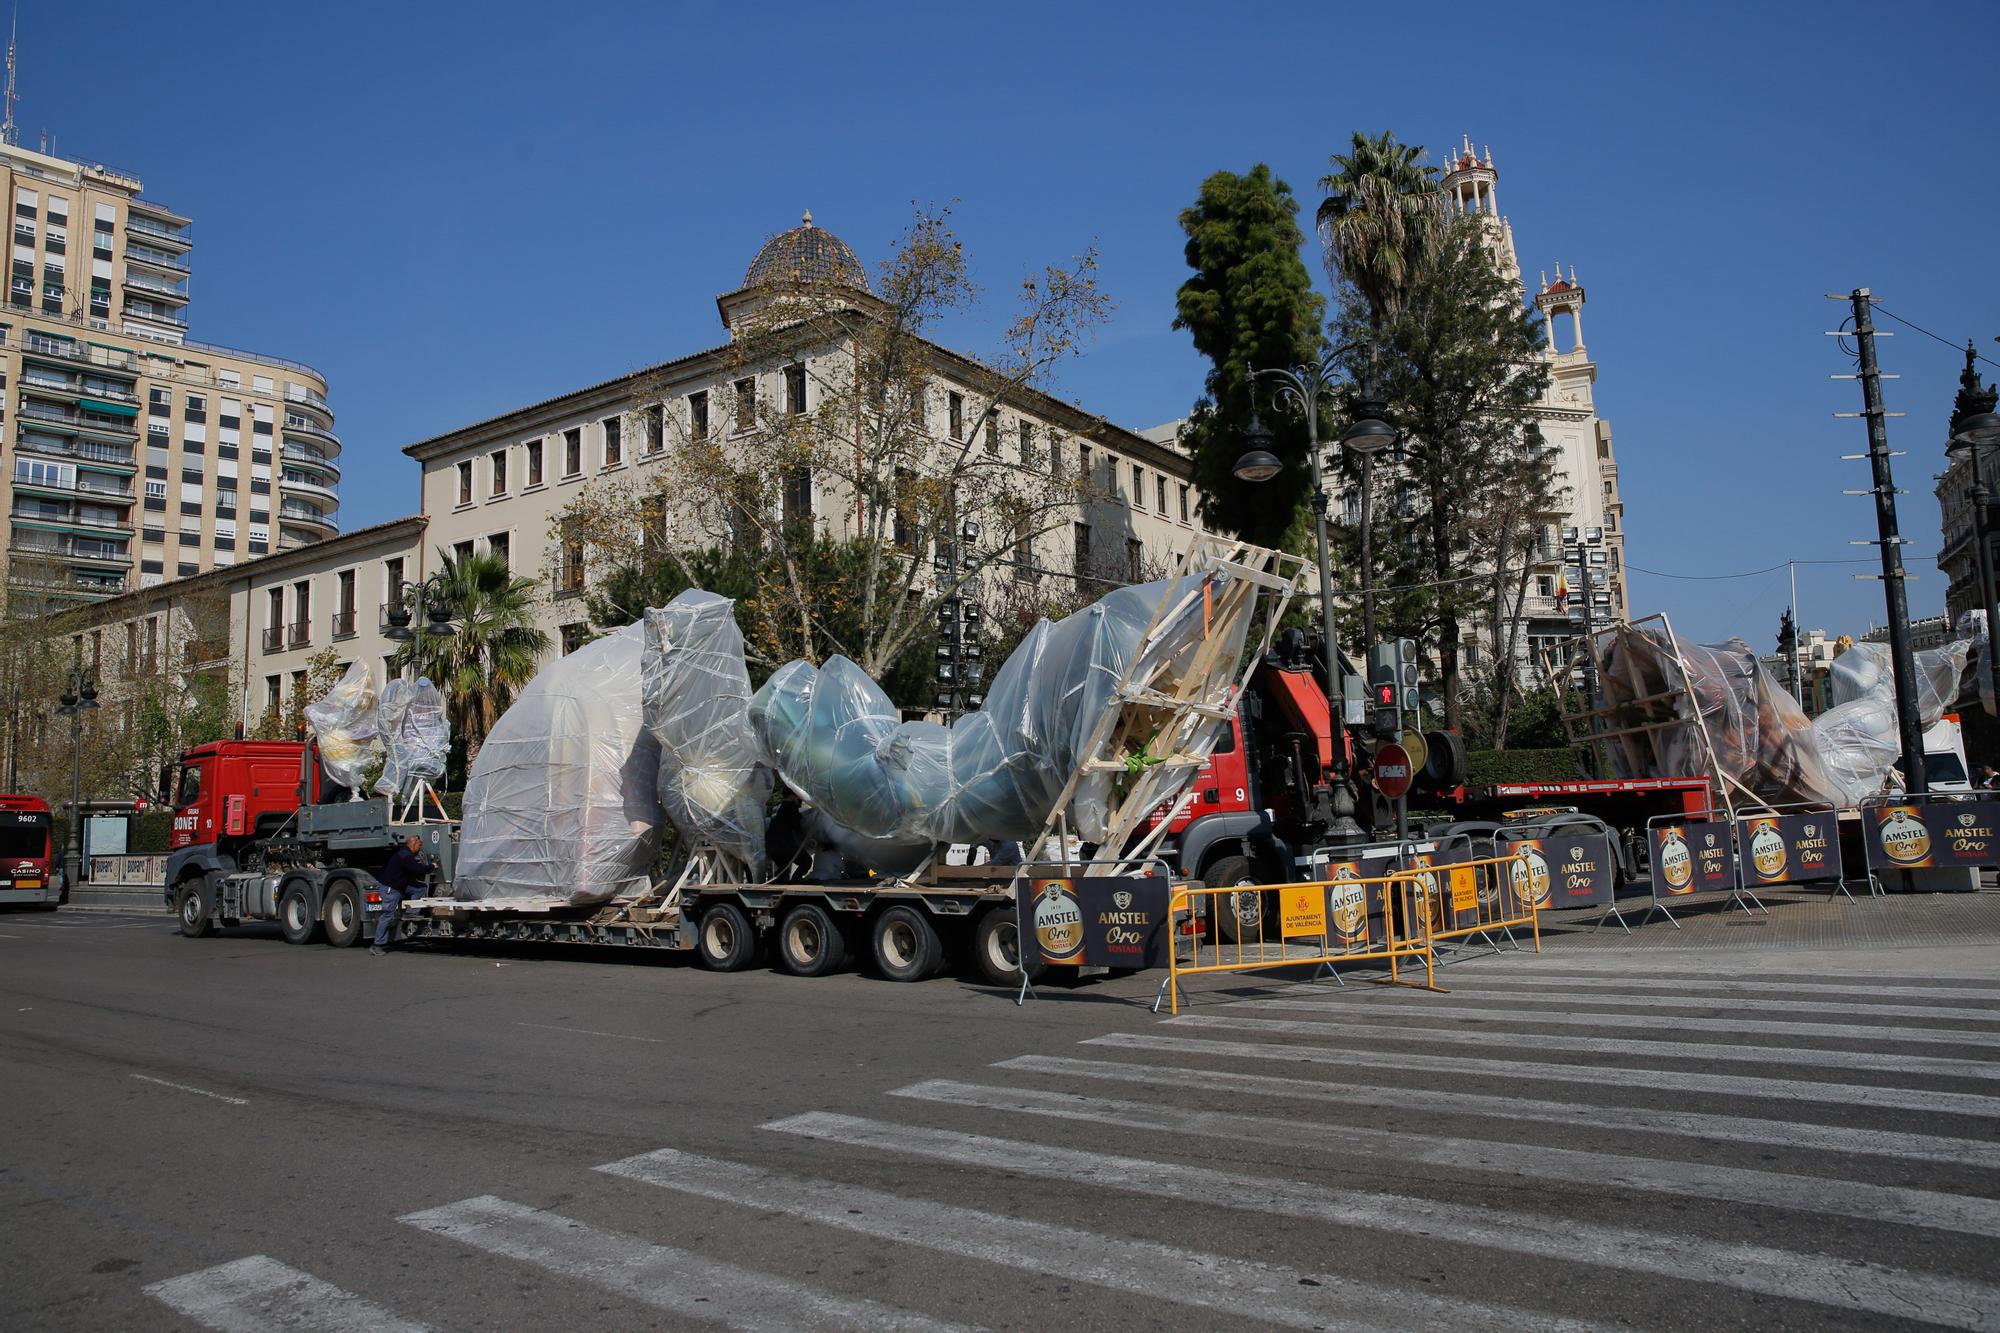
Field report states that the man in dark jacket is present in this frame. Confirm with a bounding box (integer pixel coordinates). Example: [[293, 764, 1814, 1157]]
[[371, 834, 434, 956]]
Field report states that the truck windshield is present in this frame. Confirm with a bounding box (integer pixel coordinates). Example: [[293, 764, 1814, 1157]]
[[1925, 752, 1970, 786], [175, 766, 201, 809]]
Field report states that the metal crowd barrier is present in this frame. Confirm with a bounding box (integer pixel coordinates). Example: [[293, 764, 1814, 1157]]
[[1857, 791, 1999, 893], [1406, 850, 1540, 954]]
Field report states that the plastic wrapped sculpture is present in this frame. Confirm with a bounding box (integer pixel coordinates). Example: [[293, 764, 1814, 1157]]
[[374, 677, 449, 804], [1813, 638, 1974, 803], [641, 591, 772, 879], [303, 660, 383, 798], [454, 624, 664, 904]]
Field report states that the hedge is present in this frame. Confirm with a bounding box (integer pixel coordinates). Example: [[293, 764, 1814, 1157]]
[[1465, 747, 1583, 786]]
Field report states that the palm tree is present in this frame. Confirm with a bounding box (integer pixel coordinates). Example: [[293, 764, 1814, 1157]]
[[1316, 131, 1442, 328], [390, 548, 552, 767]]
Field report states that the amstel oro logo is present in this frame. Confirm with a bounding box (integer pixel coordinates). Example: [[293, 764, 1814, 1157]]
[[1329, 866, 1367, 942], [1509, 845, 1551, 909], [1960, 813, 1979, 829], [1879, 807, 1932, 865], [1749, 820, 1787, 879], [1032, 880, 1084, 963], [1657, 827, 1693, 890], [1112, 889, 1133, 911]]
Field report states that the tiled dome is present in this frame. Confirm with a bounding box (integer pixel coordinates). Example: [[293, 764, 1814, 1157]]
[[744, 210, 871, 293]]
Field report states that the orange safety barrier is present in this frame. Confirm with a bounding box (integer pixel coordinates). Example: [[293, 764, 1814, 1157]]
[[1404, 851, 1541, 953]]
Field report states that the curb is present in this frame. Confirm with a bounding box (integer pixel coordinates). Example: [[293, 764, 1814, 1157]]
[[56, 904, 171, 917]]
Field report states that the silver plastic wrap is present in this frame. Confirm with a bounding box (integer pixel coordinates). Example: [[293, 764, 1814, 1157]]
[[1812, 697, 1903, 805], [303, 660, 382, 795], [455, 624, 663, 904], [749, 575, 1239, 857], [1827, 640, 1971, 723], [1812, 638, 1974, 801], [374, 677, 449, 800], [641, 591, 772, 877]]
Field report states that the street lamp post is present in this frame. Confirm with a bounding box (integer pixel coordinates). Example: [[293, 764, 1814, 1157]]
[[55, 666, 98, 890], [1232, 349, 1399, 843], [1948, 410, 2000, 712], [381, 574, 460, 648], [1562, 525, 1607, 711]]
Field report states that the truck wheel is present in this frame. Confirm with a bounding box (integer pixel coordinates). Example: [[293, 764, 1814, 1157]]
[[871, 904, 942, 983], [174, 878, 213, 938], [973, 907, 1044, 986], [1203, 854, 1262, 945], [698, 902, 758, 972], [777, 902, 847, 977], [279, 884, 322, 945], [323, 880, 364, 948]]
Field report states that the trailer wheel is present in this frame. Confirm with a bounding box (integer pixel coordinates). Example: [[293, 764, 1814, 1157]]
[[871, 905, 942, 983], [174, 877, 213, 938], [973, 907, 1044, 987], [1203, 854, 1263, 945], [323, 880, 364, 948], [279, 884, 322, 945], [777, 902, 847, 977], [698, 902, 758, 972]]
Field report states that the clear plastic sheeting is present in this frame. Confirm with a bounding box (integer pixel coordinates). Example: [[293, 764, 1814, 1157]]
[[749, 575, 1240, 857], [641, 591, 771, 878], [1828, 640, 1971, 724], [1812, 697, 1903, 805], [375, 677, 449, 801], [1814, 637, 1975, 804], [455, 624, 663, 905], [303, 660, 383, 796]]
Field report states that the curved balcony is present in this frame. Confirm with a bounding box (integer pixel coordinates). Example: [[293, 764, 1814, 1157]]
[[281, 443, 341, 482], [280, 421, 342, 457], [279, 473, 340, 508], [277, 502, 339, 537]]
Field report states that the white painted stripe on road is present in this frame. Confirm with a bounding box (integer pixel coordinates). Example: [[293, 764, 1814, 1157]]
[[595, 1148, 1595, 1333], [1083, 1032, 2000, 1119], [898, 1079, 2000, 1239], [1226, 998, 2000, 1049], [1165, 1013, 2000, 1080], [514, 1021, 663, 1044], [1228, 987, 2000, 1023], [0, 931, 21, 938], [996, 1054, 2000, 1170], [1430, 973, 2000, 1003], [400, 1194, 971, 1332], [132, 1074, 248, 1106], [765, 1112, 2000, 1330], [144, 1255, 429, 1333]]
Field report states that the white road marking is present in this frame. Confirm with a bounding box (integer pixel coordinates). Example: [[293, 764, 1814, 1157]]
[[1227, 987, 2000, 1023], [400, 1194, 973, 1332], [1431, 972, 2000, 1003], [132, 1074, 248, 1106], [0, 931, 23, 938], [595, 1147, 1597, 1333], [1225, 997, 2000, 1049], [996, 1053, 2000, 1170], [514, 1021, 663, 1043], [1165, 1013, 2000, 1080], [897, 1079, 2000, 1239], [1083, 1032, 2000, 1118], [144, 1254, 429, 1333], [765, 1112, 2000, 1330]]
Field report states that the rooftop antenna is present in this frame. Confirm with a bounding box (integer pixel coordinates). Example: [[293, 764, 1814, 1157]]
[[2, 7, 17, 149]]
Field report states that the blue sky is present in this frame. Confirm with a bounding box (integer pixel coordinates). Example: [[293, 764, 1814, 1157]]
[[29, 1, 1998, 646]]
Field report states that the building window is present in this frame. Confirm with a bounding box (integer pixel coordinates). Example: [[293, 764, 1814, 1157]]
[[559, 522, 584, 595], [1073, 522, 1092, 582], [563, 427, 581, 477], [488, 531, 510, 570], [784, 363, 807, 416], [947, 391, 964, 441], [453, 539, 475, 564], [560, 622, 588, 655], [1126, 538, 1144, 584], [1536, 575, 1555, 598], [1157, 475, 1168, 515], [734, 377, 756, 430], [265, 675, 281, 715], [456, 460, 472, 506], [490, 449, 507, 496], [1131, 464, 1144, 506], [1012, 512, 1038, 584], [689, 391, 709, 443], [644, 402, 664, 454], [984, 413, 1000, 456], [334, 570, 357, 639], [290, 580, 312, 646], [892, 467, 916, 550], [782, 467, 812, 526], [603, 415, 622, 467], [909, 380, 926, 427], [526, 439, 543, 488], [1179, 484, 1190, 523], [1018, 421, 1036, 468]]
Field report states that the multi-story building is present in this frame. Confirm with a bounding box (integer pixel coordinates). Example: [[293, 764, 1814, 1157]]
[[1935, 341, 1998, 628], [0, 138, 338, 615]]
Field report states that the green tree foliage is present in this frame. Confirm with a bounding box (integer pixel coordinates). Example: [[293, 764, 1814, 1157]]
[[1316, 130, 1442, 329], [1172, 165, 1325, 548], [389, 549, 553, 772]]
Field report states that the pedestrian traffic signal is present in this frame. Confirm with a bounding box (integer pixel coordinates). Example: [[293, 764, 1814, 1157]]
[[1366, 644, 1401, 738]]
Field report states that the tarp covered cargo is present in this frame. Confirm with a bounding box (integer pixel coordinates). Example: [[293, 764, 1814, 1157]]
[[303, 660, 383, 796], [375, 676, 449, 801]]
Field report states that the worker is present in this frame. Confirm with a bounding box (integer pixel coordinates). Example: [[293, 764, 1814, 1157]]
[[370, 834, 435, 956], [1979, 764, 2000, 790]]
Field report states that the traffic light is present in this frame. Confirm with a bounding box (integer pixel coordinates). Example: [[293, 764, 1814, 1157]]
[[1396, 638, 1419, 714], [1365, 643, 1400, 738]]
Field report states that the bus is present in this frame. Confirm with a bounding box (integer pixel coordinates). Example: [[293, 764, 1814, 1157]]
[[0, 794, 56, 908]]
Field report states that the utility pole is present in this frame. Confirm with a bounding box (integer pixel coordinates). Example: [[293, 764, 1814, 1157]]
[[1840, 289, 1927, 793]]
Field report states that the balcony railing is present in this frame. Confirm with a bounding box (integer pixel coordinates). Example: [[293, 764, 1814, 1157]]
[[124, 244, 190, 273], [11, 473, 134, 499], [123, 303, 189, 328], [14, 436, 135, 468], [287, 621, 311, 649], [18, 402, 138, 436], [261, 626, 283, 653], [125, 213, 191, 244], [7, 535, 132, 563], [22, 333, 139, 375], [331, 609, 357, 640], [12, 509, 133, 533], [123, 271, 191, 300], [11, 300, 327, 384], [282, 443, 340, 472], [285, 385, 333, 413]]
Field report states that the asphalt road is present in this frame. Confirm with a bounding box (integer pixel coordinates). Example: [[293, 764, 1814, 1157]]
[[2, 905, 1998, 1331]]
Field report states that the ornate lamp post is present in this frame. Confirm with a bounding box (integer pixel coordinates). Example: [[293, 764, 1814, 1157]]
[[380, 575, 460, 648], [55, 666, 98, 888], [1232, 348, 1400, 843]]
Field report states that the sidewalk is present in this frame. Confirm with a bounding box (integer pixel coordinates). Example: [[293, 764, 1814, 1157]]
[[1514, 887, 2000, 962]]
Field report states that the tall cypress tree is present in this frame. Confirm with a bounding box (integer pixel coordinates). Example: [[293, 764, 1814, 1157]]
[[1173, 166, 1325, 548]]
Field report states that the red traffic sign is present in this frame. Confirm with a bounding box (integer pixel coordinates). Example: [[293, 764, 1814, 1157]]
[[1374, 743, 1414, 801]]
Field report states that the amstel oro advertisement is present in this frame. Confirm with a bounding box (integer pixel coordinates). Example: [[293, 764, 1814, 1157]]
[[1318, 860, 1385, 950], [1501, 833, 1614, 909], [1866, 801, 2000, 869], [1400, 845, 1477, 932], [1016, 875, 1171, 970], [1648, 819, 1734, 898], [1736, 813, 1842, 886]]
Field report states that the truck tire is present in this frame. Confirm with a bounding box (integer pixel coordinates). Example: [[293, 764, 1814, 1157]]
[[323, 880, 364, 948], [1202, 854, 1262, 945], [777, 902, 847, 977], [698, 902, 758, 972], [973, 906, 1044, 987], [871, 904, 942, 983], [279, 884, 322, 945], [174, 878, 213, 938]]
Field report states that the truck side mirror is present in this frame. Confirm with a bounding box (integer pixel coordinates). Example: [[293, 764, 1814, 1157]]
[[157, 764, 174, 806]]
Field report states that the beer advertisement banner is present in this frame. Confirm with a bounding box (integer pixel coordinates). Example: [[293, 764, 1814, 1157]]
[[1499, 833, 1615, 910], [1649, 819, 1734, 897], [1017, 875, 1172, 970], [1400, 845, 1477, 932], [1865, 801, 2000, 870], [1319, 860, 1387, 950], [1737, 813, 1842, 886]]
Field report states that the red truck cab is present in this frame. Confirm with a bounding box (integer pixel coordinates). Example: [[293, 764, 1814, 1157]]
[[0, 794, 55, 906], [168, 740, 314, 852]]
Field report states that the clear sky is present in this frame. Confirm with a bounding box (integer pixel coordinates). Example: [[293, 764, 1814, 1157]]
[[26, 1, 1998, 648]]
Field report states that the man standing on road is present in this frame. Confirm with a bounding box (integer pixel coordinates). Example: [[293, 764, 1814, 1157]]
[[371, 834, 434, 957]]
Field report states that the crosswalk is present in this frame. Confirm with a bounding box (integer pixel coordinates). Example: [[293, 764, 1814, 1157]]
[[145, 954, 2000, 1331]]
